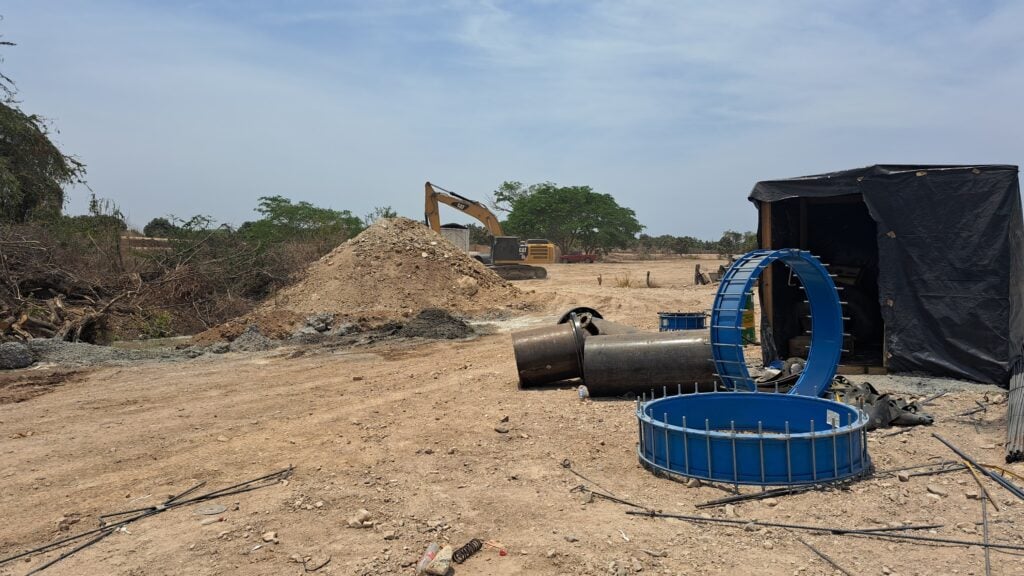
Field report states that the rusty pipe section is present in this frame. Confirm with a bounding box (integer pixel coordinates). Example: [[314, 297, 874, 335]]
[[512, 314, 588, 387], [582, 332, 716, 397]]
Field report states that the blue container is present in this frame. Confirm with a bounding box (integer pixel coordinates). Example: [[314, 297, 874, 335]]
[[658, 312, 707, 331], [637, 391, 870, 486]]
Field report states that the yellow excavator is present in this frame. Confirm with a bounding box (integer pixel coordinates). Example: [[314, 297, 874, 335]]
[[424, 181, 554, 280]]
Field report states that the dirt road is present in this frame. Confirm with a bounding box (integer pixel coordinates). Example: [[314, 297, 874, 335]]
[[2, 259, 1022, 575]]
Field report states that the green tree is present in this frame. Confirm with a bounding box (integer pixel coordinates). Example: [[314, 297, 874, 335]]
[[239, 195, 364, 244], [465, 223, 493, 246], [143, 217, 179, 238], [363, 205, 397, 227], [504, 183, 643, 254], [488, 180, 552, 214], [0, 36, 85, 222]]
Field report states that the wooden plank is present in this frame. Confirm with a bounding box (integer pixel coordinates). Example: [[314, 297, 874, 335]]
[[759, 202, 773, 333], [836, 365, 868, 375]]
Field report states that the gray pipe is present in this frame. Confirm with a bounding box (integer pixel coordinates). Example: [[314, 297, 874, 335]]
[[512, 316, 587, 387], [583, 332, 716, 397]]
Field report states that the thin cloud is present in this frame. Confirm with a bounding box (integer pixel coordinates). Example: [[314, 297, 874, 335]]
[[1, 0, 1021, 236]]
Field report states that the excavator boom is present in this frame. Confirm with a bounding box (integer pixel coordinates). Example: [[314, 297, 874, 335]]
[[424, 182, 504, 236]]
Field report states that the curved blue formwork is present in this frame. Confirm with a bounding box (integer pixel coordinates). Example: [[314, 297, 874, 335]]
[[637, 392, 870, 486], [711, 249, 843, 397]]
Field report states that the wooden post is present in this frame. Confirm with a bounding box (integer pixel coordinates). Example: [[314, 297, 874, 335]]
[[759, 203, 773, 324]]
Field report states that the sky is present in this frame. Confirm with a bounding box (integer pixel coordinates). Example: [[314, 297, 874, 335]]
[[2, 0, 1023, 238]]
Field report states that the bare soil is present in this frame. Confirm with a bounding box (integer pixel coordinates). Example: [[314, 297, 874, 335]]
[[2, 259, 1023, 576]]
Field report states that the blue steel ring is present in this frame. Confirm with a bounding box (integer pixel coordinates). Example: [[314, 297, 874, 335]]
[[637, 392, 870, 485], [710, 249, 843, 397]]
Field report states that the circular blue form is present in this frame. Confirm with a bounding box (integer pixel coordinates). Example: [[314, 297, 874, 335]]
[[637, 392, 870, 486], [711, 249, 843, 397]]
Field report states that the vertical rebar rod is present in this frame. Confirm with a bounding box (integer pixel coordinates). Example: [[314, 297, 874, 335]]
[[846, 413, 854, 474], [982, 492, 991, 576], [832, 425, 839, 481], [785, 421, 793, 486], [682, 416, 690, 474], [810, 419, 817, 482], [663, 413, 670, 471], [706, 419, 713, 479], [758, 421, 766, 488], [731, 420, 739, 489]]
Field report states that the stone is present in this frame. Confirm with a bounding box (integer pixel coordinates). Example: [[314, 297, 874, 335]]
[[347, 509, 373, 528], [564, 534, 579, 542], [631, 557, 644, 572], [685, 478, 701, 488], [762, 498, 779, 507], [0, 342, 34, 369], [724, 504, 738, 518], [261, 531, 277, 543], [926, 484, 948, 497], [383, 530, 398, 540], [229, 325, 278, 352], [545, 549, 557, 558], [897, 472, 910, 482], [494, 425, 510, 434], [456, 275, 479, 297], [743, 522, 758, 532]]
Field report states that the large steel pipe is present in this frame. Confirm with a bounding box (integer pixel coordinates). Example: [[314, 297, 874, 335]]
[[587, 317, 641, 336], [583, 332, 716, 397], [513, 315, 587, 387]]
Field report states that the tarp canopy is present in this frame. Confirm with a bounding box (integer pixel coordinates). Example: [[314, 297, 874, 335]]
[[750, 164, 1023, 386]]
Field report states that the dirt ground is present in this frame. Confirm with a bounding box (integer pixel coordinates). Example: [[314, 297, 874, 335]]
[[2, 259, 1023, 576]]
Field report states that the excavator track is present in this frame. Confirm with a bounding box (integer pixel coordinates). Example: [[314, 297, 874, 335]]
[[490, 264, 547, 281]]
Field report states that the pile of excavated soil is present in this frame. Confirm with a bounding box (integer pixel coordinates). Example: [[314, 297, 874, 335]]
[[395, 308, 473, 339], [256, 217, 527, 323]]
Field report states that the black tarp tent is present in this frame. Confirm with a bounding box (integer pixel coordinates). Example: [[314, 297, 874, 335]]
[[750, 164, 1023, 387]]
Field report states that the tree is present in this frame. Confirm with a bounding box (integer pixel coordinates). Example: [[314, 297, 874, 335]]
[[465, 223, 493, 246], [0, 33, 85, 222], [504, 182, 643, 254], [239, 195, 364, 244], [363, 205, 397, 227], [143, 217, 178, 238], [488, 180, 552, 214]]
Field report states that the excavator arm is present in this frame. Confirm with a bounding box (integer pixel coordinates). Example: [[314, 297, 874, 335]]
[[424, 181, 505, 236]]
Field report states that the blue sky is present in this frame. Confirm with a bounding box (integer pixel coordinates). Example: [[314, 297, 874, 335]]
[[2, 1, 1022, 238]]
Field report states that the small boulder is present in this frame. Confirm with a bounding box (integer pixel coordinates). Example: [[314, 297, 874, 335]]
[[0, 342, 34, 370]]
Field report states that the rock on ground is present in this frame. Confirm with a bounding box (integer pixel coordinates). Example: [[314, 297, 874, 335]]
[[228, 326, 279, 352], [0, 342, 34, 369]]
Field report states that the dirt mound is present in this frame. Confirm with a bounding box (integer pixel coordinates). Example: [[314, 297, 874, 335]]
[[192, 309, 304, 345], [254, 217, 525, 323], [396, 308, 473, 339]]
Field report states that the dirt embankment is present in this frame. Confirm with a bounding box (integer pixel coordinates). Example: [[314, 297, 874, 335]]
[[195, 218, 537, 343]]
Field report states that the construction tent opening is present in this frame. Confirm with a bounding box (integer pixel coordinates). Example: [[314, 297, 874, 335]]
[[750, 164, 1023, 386]]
